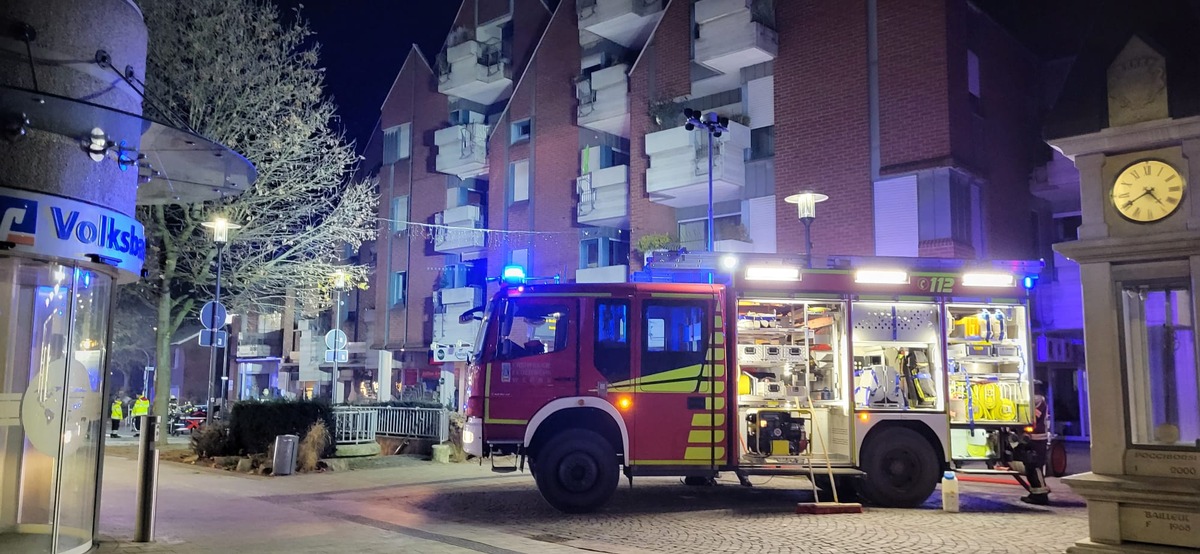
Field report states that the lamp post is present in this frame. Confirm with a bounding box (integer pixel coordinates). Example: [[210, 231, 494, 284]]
[[331, 270, 347, 403], [200, 217, 240, 426], [784, 191, 829, 269], [683, 108, 729, 253]]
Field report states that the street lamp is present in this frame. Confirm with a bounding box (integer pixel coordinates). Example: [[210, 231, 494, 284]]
[[201, 216, 240, 426], [784, 191, 829, 269], [330, 269, 348, 403], [683, 108, 729, 253]]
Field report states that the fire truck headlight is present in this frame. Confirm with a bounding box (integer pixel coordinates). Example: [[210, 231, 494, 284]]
[[463, 428, 475, 444]]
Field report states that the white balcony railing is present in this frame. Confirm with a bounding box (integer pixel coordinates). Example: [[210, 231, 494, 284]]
[[435, 123, 489, 178], [576, 265, 629, 283], [434, 204, 486, 257], [577, 165, 629, 227], [644, 122, 750, 208], [577, 64, 630, 137], [578, 0, 665, 49], [436, 39, 513, 105], [694, 0, 778, 74]]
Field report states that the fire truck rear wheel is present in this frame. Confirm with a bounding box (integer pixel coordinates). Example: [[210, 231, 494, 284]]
[[857, 427, 940, 508], [534, 429, 619, 513]]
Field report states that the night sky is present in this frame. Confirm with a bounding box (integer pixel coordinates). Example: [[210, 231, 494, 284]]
[[275, 1, 461, 152]]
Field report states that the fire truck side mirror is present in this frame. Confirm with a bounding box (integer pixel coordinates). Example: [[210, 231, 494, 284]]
[[459, 306, 483, 324]]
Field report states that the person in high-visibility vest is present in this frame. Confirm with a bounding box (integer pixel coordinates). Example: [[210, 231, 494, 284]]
[[110, 397, 123, 438], [132, 394, 150, 436]]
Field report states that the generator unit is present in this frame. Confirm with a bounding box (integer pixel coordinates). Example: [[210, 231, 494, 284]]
[[745, 409, 808, 457]]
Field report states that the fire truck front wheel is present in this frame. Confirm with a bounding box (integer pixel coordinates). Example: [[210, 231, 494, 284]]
[[534, 430, 620, 513], [857, 427, 940, 508]]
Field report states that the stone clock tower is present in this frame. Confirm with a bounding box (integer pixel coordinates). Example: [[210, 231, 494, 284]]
[[1046, 5, 1200, 552]]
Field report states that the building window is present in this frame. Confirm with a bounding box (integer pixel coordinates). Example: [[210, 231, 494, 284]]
[[511, 248, 529, 268], [749, 125, 775, 160], [967, 50, 980, 98], [511, 119, 531, 144], [1122, 281, 1199, 447], [580, 238, 630, 268], [510, 159, 530, 203], [391, 195, 409, 233], [383, 123, 411, 164], [1054, 214, 1082, 242], [390, 271, 407, 307]]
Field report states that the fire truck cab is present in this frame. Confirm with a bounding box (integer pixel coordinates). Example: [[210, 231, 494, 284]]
[[462, 255, 1041, 513]]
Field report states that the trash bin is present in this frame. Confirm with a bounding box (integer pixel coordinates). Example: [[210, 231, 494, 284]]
[[273, 434, 298, 476]]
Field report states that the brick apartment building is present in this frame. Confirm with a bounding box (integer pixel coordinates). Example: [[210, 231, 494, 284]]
[[348, 0, 1089, 424]]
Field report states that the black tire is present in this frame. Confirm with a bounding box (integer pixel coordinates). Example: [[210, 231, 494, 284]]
[[533, 429, 620, 513], [857, 427, 941, 508], [1049, 440, 1068, 478], [812, 474, 860, 503]]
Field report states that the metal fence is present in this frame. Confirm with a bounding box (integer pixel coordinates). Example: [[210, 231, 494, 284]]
[[374, 407, 450, 443], [331, 406, 378, 445]]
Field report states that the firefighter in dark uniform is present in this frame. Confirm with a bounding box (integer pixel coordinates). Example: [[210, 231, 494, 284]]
[[1021, 393, 1051, 505]]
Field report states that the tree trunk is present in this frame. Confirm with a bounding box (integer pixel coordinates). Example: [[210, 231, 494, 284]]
[[155, 275, 173, 443]]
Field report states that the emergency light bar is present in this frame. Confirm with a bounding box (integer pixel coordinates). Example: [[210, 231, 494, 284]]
[[501, 265, 526, 285], [745, 266, 801, 281], [962, 272, 1016, 288], [855, 270, 909, 284]]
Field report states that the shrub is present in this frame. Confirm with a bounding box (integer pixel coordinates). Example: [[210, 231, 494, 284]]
[[190, 420, 235, 458], [228, 399, 335, 458], [297, 420, 328, 472]]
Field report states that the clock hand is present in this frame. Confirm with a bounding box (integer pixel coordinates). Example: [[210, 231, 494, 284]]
[[1123, 190, 1152, 209], [1144, 188, 1165, 205]]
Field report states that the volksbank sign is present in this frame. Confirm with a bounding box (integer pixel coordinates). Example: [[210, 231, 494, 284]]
[[0, 186, 145, 276]]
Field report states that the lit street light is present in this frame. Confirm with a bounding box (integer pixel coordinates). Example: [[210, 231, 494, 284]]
[[201, 217, 240, 426], [784, 191, 829, 269]]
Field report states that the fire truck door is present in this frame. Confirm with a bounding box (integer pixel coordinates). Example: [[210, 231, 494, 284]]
[[624, 296, 727, 467], [485, 296, 578, 424]]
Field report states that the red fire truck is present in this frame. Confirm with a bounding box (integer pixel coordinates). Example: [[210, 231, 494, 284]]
[[462, 254, 1042, 513]]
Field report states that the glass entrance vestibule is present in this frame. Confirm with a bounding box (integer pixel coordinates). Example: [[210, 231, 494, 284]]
[[0, 257, 114, 554]]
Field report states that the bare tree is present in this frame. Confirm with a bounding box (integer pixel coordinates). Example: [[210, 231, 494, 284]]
[[131, 0, 377, 423]]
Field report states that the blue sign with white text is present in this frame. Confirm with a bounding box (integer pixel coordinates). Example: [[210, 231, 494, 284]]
[[0, 187, 145, 278]]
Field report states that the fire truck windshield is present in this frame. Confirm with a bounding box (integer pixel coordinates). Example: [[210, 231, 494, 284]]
[[471, 298, 494, 361]]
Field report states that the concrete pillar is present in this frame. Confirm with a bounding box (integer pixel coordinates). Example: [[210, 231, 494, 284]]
[[377, 350, 393, 403]]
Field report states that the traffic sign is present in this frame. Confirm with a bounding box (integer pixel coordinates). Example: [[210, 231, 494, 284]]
[[324, 349, 348, 363], [324, 329, 348, 350], [199, 329, 228, 348], [200, 301, 227, 329]]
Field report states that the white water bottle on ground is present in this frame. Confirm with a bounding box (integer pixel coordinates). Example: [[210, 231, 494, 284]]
[[941, 471, 960, 512]]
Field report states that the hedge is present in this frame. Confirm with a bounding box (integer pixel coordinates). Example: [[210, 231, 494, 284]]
[[229, 399, 335, 458]]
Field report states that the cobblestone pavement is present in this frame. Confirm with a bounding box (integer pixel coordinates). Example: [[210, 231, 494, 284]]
[[98, 453, 1089, 554]]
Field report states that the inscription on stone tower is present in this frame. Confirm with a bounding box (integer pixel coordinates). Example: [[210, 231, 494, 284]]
[[1107, 36, 1168, 127]]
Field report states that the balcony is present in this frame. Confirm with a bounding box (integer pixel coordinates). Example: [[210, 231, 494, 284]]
[[577, 165, 629, 227], [434, 204, 486, 258], [578, 0, 665, 49], [644, 122, 750, 208], [694, 0, 778, 74], [237, 344, 272, 358], [436, 38, 512, 105], [577, 64, 630, 137], [434, 123, 489, 178], [576, 265, 629, 283], [433, 286, 483, 347]]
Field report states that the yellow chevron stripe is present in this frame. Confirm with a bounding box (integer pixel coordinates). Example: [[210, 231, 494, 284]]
[[688, 430, 725, 443], [714, 331, 725, 345], [714, 315, 723, 328], [706, 349, 725, 362], [692, 413, 726, 427], [697, 381, 725, 394], [685, 446, 726, 460], [705, 397, 725, 410]]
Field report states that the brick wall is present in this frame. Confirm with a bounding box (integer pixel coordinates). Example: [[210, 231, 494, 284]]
[[628, 0, 691, 266], [878, 0, 951, 173], [773, 0, 873, 257]]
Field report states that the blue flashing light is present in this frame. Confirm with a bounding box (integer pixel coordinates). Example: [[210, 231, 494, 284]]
[[501, 265, 526, 285], [1023, 275, 1038, 290]]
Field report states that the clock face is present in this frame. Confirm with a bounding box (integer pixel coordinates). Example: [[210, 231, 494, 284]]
[[1111, 159, 1186, 223]]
